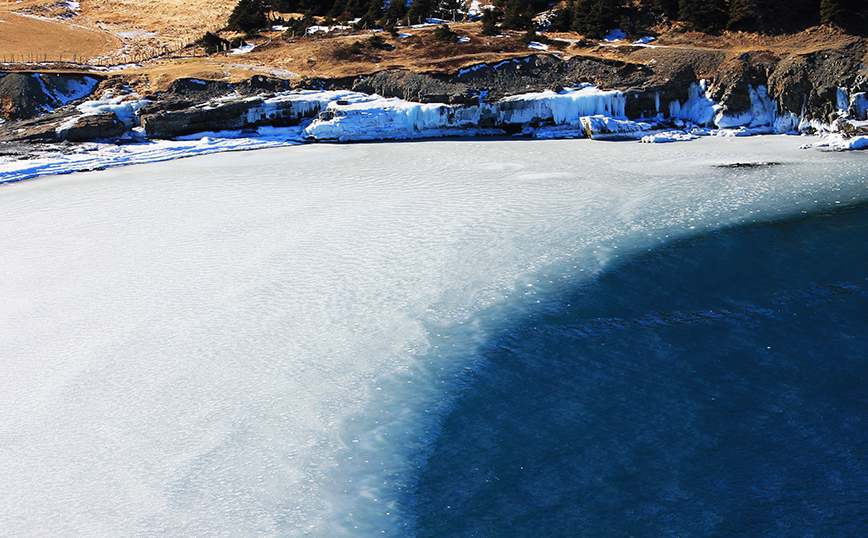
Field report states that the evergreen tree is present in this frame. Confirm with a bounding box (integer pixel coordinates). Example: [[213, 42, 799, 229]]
[[548, 0, 574, 31], [677, 0, 727, 32], [480, 7, 501, 34], [572, 0, 603, 37], [500, 0, 533, 30], [819, 0, 845, 26], [272, 0, 300, 12], [652, 0, 679, 19], [406, 0, 435, 23], [228, 0, 269, 32], [382, 0, 409, 25]]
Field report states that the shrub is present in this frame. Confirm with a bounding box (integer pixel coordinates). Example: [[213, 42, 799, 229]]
[[348, 40, 365, 54], [433, 24, 459, 43], [200, 31, 230, 53], [368, 34, 388, 49]]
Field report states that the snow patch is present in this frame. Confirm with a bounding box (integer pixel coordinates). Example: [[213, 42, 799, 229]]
[[115, 30, 157, 39], [602, 29, 626, 42], [527, 42, 548, 51], [579, 115, 658, 139], [641, 130, 699, 143], [229, 43, 257, 55], [804, 133, 868, 151], [306, 25, 350, 35], [850, 92, 867, 120], [76, 93, 150, 127]]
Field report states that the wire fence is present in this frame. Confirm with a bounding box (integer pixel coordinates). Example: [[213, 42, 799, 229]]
[[0, 35, 210, 69]]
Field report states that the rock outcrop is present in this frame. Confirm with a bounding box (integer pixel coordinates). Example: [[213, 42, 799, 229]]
[[1, 31, 866, 144]]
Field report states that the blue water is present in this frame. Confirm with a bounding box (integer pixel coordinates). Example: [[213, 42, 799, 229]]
[[411, 204, 868, 537]]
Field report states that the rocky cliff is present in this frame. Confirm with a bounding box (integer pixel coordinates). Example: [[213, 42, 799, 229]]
[[1, 32, 866, 144]]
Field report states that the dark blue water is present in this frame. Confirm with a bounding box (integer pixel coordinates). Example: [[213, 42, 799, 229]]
[[412, 205, 868, 537]]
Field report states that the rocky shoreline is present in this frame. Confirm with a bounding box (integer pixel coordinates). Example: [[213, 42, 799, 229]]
[[1, 35, 867, 156]]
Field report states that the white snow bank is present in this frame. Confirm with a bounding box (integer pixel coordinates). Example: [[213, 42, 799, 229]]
[[303, 94, 468, 141], [603, 29, 626, 42], [669, 80, 720, 126], [498, 86, 626, 126], [801, 131, 868, 151], [306, 25, 351, 35], [850, 92, 868, 120], [579, 115, 658, 140], [229, 43, 257, 55], [527, 41, 548, 50], [0, 127, 304, 184], [76, 93, 150, 127], [6, 82, 867, 184], [246, 90, 360, 125], [632, 36, 655, 45], [50, 76, 99, 105], [304, 86, 628, 141], [641, 130, 699, 143]]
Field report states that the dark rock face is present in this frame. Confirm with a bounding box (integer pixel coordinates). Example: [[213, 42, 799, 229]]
[[59, 112, 125, 141], [142, 98, 265, 138], [0, 73, 101, 120], [0, 109, 123, 143], [768, 37, 868, 122], [0, 74, 56, 120], [140, 93, 323, 138], [712, 52, 778, 114]]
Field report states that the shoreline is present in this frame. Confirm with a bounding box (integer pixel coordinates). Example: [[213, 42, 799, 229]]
[[0, 126, 849, 186]]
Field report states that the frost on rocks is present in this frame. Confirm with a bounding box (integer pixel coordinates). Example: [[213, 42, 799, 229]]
[[77, 92, 150, 128], [497, 86, 626, 127], [50, 76, 99, 105], [303, 86, 628, 141], [579, 115, 657, 140], [849, 92, 867, 120], [303, 94, 472, 141], [669, 81, 720, 126], [641, 130, 699, 143]]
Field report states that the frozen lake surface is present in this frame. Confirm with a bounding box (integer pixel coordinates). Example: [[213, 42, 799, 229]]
[[1, 137, 867, 536]]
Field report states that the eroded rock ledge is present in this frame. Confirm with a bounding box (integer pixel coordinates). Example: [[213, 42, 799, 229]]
[[1, 34, 866, 144]]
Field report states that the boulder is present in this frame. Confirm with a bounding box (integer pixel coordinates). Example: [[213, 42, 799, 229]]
[[58, 112, 125, 141]]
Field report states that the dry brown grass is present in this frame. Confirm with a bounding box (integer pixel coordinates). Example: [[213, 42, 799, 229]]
[[0, 11, 120, 61], [128, 23, 535, 93], [1, 0, 863, 90], [77, 0, 236, 44]]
